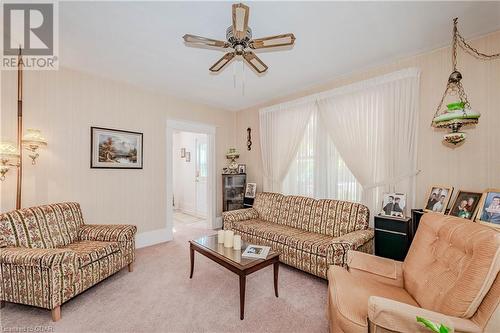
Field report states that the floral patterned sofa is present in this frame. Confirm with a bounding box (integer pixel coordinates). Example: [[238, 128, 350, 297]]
[[223, 192, 373, 279], [0, 202, 136, 321]]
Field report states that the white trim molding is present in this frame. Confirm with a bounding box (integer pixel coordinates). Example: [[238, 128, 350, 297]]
[[136, 228, 170, 248]]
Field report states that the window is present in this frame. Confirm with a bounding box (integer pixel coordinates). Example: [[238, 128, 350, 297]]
[[282, 112, 361, 202]]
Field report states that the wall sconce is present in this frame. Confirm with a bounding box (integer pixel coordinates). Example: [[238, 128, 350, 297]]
[[0, 142, 20, 181], [22, 129, 47, 165]]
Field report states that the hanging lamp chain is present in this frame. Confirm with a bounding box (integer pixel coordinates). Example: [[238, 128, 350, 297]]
[[454, 18, 500, 61], [432, 18, 499, 124]]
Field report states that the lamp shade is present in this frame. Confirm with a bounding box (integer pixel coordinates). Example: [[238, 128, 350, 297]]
[[22, 129, 47, 147], [0, 141, 20, 159]]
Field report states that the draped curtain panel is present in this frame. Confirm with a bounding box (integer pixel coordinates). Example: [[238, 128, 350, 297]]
[[259, 68, 420, 224], [259, 101, 315, 192], [281, 111, 362, 202], [317, 68, 421, 221]]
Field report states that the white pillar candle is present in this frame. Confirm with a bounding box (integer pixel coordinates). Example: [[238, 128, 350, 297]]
[[224, 230, 234, 248], [233, 235, 242, 250], [217, 230, 225, 244]]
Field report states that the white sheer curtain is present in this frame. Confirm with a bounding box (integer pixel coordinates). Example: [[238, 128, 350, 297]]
[[259, 101, 315, 192], [317, 68, 420, 221], [282, 111, 362, 202]]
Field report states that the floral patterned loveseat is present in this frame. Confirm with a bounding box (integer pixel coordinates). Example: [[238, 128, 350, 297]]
[[0, 202, 136, 321], [223, 192, 373, 279]]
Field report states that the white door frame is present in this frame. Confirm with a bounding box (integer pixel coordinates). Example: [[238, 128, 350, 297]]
[[166, 119, 216, 239]]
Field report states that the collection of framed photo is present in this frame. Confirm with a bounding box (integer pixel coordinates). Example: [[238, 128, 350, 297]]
[[380, 187, 500, 229]]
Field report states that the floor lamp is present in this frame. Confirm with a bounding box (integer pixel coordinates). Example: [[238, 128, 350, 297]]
[[0, 48, 47, 209]]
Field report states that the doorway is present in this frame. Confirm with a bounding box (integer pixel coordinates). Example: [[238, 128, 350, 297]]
[[166, 120, 216, 241]]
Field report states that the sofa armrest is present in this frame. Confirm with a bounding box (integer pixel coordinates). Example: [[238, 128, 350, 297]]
[[326, 229, 374, 266], [0, 247, 77, 272], [347, 251, 404, 287], [78, 224, 137, 242], [368, 296, 482, 333], [222, 208, 259, 230]]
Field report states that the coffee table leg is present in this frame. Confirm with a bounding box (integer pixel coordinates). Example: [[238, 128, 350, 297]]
[[274, 261, 279, 297], [189, 245, 194, 279], [239, 274, 246, 320]]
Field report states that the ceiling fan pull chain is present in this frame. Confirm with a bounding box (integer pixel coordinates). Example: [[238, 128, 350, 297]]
[[233, 61, 237, 88], [242, 61, 246, 96]]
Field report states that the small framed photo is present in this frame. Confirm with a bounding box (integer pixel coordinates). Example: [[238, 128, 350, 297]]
[[238, 164, 246, 174], [380, 193, 406, 219], [245, 182, 257, 198], [448, 190, 482, 220], [185, 152, 191, 162], [180, 148, 186, 158], [91, 127, 143, 169], [475, 189, 500, 228], [424, 185, 454, 214]]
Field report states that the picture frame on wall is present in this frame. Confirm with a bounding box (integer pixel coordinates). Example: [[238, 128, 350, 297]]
[[448, 190, 482, 220], [180, 148, 186, 158], [380, 193, 406, 219], [91, 127, 143, 169], [185, 152, 191, 162], [475, 189, 500, 228], [423, 185, 454, 214]]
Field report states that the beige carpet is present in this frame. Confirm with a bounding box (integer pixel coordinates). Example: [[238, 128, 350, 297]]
[[0, 221, 329, 333]]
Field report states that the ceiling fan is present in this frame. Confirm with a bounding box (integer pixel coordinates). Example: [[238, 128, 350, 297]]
[[182, 3, 295, 74]]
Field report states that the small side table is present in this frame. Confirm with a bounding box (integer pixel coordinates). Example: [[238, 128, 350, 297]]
[[374, 215, 412, 261]]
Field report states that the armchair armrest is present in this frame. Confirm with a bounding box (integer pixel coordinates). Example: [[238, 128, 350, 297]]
[[0, 247, 77, 272], [222, 208, 259, 230], [326, 229, 374, 266], [368, 296, 482, 333], [78, 224, 137, 242], [347, 251, 404, 287]]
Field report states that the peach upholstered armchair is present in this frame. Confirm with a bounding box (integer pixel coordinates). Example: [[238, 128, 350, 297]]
[[327, 213, 500, 333]]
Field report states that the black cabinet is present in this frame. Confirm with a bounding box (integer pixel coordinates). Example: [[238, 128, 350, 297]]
[[374, 215, 412, 261], [222, 174, 246, 212]]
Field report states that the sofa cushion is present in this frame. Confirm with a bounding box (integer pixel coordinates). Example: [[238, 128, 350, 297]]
[[232, 219, 337, 256], [62, 240, 120, 268], [328, 265, 418, 332], [252, 192, 284, 223], [0, 202, 84, 248], [403, 213, 500, 318], [278, 195, 316, 230]]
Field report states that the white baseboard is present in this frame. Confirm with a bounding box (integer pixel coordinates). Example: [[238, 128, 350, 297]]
[[136, 228, 172, 248]]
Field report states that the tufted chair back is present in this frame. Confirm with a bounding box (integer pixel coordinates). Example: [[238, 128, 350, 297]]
[[403, 213, 500, 319], [0, 202, 84, 248]]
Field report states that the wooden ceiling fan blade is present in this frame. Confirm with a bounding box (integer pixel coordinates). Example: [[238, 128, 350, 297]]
[[183, 34, 228, 48], [209, 52, 236, 72], [232, 3, 250, 40], [250, 33, 296, 49], [243, 51, 268, 73]]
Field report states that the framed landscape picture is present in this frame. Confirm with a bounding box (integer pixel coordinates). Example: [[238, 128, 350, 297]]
[[424, 185, 454, 214], [91, 127, 143, 169], [448, 190, 482, 220], [475, 189, 500, 229]]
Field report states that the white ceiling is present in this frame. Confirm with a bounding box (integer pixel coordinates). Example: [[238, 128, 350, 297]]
[[60, 1, 500, 111]]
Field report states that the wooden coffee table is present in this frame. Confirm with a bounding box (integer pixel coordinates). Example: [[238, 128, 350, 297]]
[[189, 234, 279, 320]]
